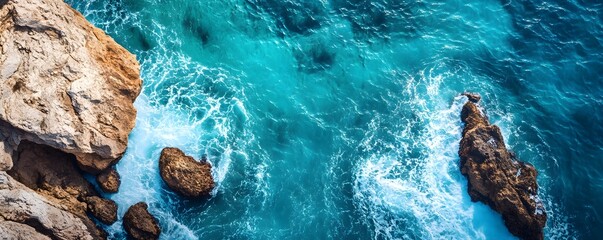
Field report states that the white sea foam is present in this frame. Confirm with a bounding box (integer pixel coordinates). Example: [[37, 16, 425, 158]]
[[353, 68, 517, 240]]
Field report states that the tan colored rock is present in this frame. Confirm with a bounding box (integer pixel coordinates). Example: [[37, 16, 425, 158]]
[[123, 202, 161, 240], [86, 196, 118, 225], [8, 140, 97, 215], [0, 0, 142, 174], [0, 171, 105, 239], [459, 96, 547, 240], [0, 221, 51, 240], [159, 147, 214, 198], [96, 167, 121, 193]]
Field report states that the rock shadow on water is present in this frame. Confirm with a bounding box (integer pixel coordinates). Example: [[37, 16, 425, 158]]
[[245, 0, 327, 37]]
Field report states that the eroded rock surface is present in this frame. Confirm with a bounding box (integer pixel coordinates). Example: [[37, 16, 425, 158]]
[[86, 196, 118, 225], [159, 147, 214, 197], [0, 172, 105, 239], [123, 202, 161, 240], [0, 0, 143, 238], [0, 0, 142, 174], [8, 140, 97, 215], [96, 167, 120, 193], [459, 94, 547, 240], [0, 221, 51, 240]]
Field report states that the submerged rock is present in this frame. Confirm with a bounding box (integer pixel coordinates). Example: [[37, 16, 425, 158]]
[[159, 147, 214, 197], [0, 0, 142, 174], [458, 96, 547, 240], [96, 167, 121, 193], [123, 202, 161, 240], [86, 196, 118, 225]]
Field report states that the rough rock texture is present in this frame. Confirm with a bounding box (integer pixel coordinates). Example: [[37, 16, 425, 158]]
[[0, 221, 51, 240], [0, 172, 105, 239], [96, 167, 120, 193], [159, 147, 214, 197], [0, 0, 142, 174], [123, 202, 161, 240], [459, 95, 547, 240], [86, 196, 117, 225], [8, 140, 97, 215], [0, 0, 143, 238]]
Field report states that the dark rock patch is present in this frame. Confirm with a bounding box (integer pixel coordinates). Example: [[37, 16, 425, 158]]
[[96, 167, 121, 193], [294, 42, 336, 73], [246, 0, 326, 36], [86, 196, 118, 225], [123, 202, 161, 240], [183, 9, 210, 45]]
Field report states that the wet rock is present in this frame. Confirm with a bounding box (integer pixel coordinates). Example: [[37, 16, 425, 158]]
[[462, 92, 482, 103], [123, 202, 161, 240], [86, 196, 118, 225], [458, 96, 547, 240], [0, 0, 142, 174], [159, 147, 214, 198], [96, 167, 121, 193]]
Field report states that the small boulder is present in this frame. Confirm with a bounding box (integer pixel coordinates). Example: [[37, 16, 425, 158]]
[[96, 167, 121, 193], [462, 92, 482, 103], [159, 148, 214, 197], [123, 202, 161, 240], [86, 196, 118, 225]]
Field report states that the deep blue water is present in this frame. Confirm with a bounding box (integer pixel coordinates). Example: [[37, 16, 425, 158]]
[[66, 0, 603, 239]]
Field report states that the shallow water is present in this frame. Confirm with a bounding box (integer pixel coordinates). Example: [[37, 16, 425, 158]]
[[67, 0, 603, 239]]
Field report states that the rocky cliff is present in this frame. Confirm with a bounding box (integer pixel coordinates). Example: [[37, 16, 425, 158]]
[[0, 0, 141, 173], [0, 0, 142, 238], [459, 94, 547, 240]]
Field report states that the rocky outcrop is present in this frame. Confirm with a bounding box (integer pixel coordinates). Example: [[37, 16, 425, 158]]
[[0, 0, 143, 238], [0, 221, 51, 240], [86, 196, 118, 225], [96, 167, 121, 193], [123, 202, 161, 240], [159, 147, 214, 197], [0, 0, 142, 174], [8, 141, 97, 215], [0, 171, 106, 239], [459, 94, 547, 240]]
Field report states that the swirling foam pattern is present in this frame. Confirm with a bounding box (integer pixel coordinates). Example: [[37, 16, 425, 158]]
[[67, 0, 602, 239]]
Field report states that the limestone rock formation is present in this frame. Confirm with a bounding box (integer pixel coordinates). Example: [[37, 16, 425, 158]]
[[0, 221, 51, 240], [0, 0, 143, 238], [123, 202, 161, 240], [86, 196, 118, 225], [458, 94, 547, 240], [0, 0, 142, 174], [159, 147, 214, 197], [0, 172, 106, 239], [8, 140, 97, 215], [97, 167, 121, 193]]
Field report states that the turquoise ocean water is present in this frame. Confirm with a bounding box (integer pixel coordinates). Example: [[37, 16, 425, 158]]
[[66, 0, 602, 239]]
